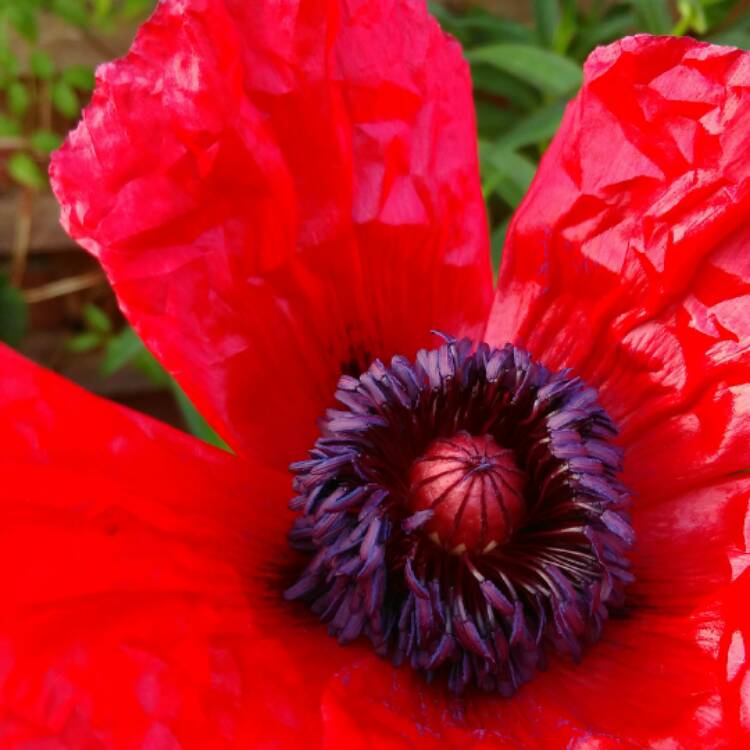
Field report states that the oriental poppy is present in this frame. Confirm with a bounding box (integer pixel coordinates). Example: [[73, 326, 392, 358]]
[[1, 1, 748, 748]]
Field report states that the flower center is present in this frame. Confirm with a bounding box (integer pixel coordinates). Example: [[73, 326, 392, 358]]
[[409, 433, 525, 554], [285, 337, 633, 696]]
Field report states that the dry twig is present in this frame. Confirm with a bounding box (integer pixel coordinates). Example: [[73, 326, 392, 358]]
[[11, 188, 35, 286], [23, 270, 106, 304]]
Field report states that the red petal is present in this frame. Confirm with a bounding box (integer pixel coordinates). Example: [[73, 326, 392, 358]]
[[631, 475, 750, 608], [320, 604, 720, 750], [483, 36, 750, 743], [321, 468, 750, 748], [1, 349, 746, 746], [0, 345, 365, 748], [50, 0, 492, 469], [486, 35, 750, 495]]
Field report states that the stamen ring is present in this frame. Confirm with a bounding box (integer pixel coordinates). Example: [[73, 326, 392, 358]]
[[286, 337, 633, 695]]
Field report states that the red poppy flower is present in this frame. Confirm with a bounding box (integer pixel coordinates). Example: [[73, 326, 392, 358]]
[[2, 0, 749, 746]]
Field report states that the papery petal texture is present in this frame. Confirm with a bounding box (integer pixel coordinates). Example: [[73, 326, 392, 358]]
[[485, 34, 750, 748], [315, 483, 750, 749], [35, 20, 750, 750], [487, 35, 750, 497], [0, 345, 367, 749], [50, 0, 492, 470], [2, 333, 743, 750]]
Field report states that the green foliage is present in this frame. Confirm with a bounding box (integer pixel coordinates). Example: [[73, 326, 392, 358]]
[[50, 0, 89, 27], [62, 64, 95, 91], [51, 78, 79, 116], [122, 0, 154, 20], [432, 0, 750, 271], [100, 325, 228, 449], [66, 305, 227, 449], [0, 274, 28, 346], [7, 80, 29, 115], [468, 44, 582, 96], [0, 0, 156, 361], [29, 128, 63, 154], [171, 384, 230, 451], [0, 114, 19, 134], [82, 302, 112, 334], [0, 0, 157, 191], [8, 151, 46, 188], [101, 325, 146, 376], [632, 0, 672, 34], [480, 141, 536, 208], [29, 48, 54, 79], [7, 5, 38, 42], [66, 330, 101, 352]]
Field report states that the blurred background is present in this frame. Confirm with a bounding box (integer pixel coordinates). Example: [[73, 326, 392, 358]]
[[0, 0, 748, 444]]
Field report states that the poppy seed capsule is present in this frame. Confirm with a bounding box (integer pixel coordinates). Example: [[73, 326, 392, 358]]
[[409, 433, 525, 554]]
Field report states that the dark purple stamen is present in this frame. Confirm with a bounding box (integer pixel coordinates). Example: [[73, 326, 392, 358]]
[[286, 337, 633, 696]]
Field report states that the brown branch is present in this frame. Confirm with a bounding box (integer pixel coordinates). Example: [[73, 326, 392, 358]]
[[0, 137, 28, 151], [10, 189, 35, 286], [81, 27, 119, 60], [23, 270, 106, 304]]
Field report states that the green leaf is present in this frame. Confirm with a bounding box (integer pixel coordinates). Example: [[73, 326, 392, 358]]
[[480, 143, 538, 208], [0, 115, 21, 136], [51, 79, 79, 118], [8, 152, 46, 189], [62, 64, 95, 91], [631, 0, 672, 34], [496, 100, 566, 151], [468, 44, 583, 97], [7, 6, 38, 42], [30, 49, 55, 80], [470, 64, 540, 111], [676, 0, 708, 34], [171, 382, 229, 450], [82, 303, 112, 334], [93, 0, 113, 21], [51, 0, 89, 27], [458, 11, 536, 44], [0, 275, 28, 348], [552, 0, 578, 55], [66, 331, 102, 353], [474, 101, 517, 140], [7, 81, 29, 116], [96, 323, 227, 448], [491, 217, 511, 273], [133, 348, 171, 388], [429, 4, 535, 45], [29, 129, 63, 154], [0, 47, 20, 86], [574, 9, 637, 56], [534, 0, 561, 47], [700, 0, 741, 30], [122, 0, 154, 20], [101, 326, 144, 376], [710, 28, 750, 49]]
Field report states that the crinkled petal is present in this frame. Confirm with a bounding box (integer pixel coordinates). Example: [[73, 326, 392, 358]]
[[486, 35, 750, 496], [318, 606, 722, 750], [318, 480, 750, 749], [631, 476, 750, 609], [0, 345, 365, 748], [5, 353, 745, 748], [50, 0, 492, 469]]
